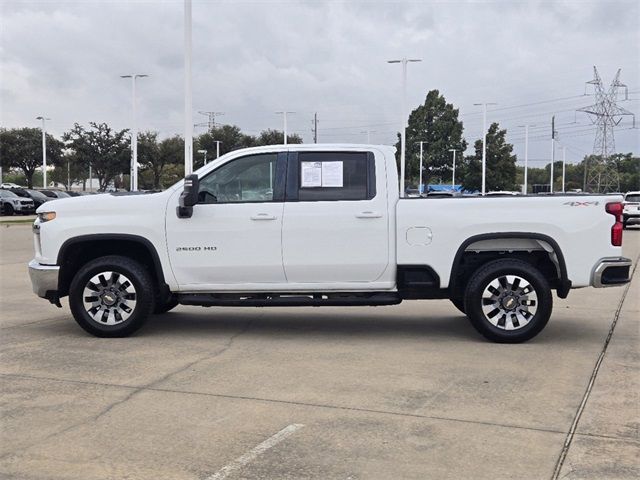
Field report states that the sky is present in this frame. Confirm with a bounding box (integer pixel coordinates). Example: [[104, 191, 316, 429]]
[[1, 0, 639, 168]]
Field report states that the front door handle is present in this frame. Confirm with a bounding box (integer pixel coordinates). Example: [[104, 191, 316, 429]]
[[250, 213, 277, 221], [356, 211, 382, 219]]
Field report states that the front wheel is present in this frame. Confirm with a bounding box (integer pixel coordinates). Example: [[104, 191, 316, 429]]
[[4, 204, 14, 216], [464, 259, 552, 343], [69, 255, 155, 337]]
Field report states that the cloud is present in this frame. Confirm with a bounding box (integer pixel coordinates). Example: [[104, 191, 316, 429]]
[[1, 0, 638, 163]]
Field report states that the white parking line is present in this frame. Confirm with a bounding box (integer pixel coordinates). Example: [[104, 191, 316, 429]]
[[206, 423, 305, 480]]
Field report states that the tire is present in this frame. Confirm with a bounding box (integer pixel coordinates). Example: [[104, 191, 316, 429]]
[[68, 255, 155, 337], [153, 294, 179, 314], [464, 259, 552, 343], [4, 204, 14, 216], [450, 297, 466, 315]]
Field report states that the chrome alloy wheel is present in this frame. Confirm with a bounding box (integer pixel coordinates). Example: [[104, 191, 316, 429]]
[[481, 275, 538, 330], [82, 271, 137, 325]]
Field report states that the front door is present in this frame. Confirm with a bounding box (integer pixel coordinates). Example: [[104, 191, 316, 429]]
[[281, 150, 390, 284], [166, 152, 287, 288]]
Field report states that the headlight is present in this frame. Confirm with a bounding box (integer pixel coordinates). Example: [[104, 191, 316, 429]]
[[37, 212, 56, 222], [12, 199, 20, 205]]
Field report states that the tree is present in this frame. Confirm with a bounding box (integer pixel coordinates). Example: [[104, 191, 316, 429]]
[[0, 127, 63, 188], [196, 125, 256, 164], [462, 122, 517, 192], [256, 129, 303, 146], [137, 131, 183, 190], [612, 153, 639, 193], [63, 123, 129, 192], [396, 90, 467, 188], [49, 151, 88, 190]]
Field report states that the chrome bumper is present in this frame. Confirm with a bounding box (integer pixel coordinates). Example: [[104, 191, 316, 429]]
[[592, 257, 632, 288], [28, 260, 60, 299]]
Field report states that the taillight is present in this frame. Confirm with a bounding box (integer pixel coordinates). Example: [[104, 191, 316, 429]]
[[606, 202, 623, 246]]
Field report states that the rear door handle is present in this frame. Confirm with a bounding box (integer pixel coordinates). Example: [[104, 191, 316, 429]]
[[356, 211, 383, 218], [250, 213, 277, 221]]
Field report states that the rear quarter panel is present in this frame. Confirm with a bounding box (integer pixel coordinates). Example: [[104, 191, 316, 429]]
[[396, 195, 623, 288]]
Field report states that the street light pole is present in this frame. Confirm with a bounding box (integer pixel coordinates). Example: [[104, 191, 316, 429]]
[[214, 141, 222, 158], [518, 124, 535, 194], [550, 115, 556, 194], [36, 116, 50, 188], [473, 102, 497, 195], [184, 0, 193, 176], [276, 111, 295, 145], [561, 146, 566, 192], [121, 74, 149, 191], [418, 141, 426, 194], [388, 57, 421, 197], [449, 148, 458, 187]]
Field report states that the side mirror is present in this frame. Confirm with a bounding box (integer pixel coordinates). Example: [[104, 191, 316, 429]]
[[177, 174, 199, 218]]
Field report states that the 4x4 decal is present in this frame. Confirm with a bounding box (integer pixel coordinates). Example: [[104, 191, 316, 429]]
[[563, 201, 600, 207]]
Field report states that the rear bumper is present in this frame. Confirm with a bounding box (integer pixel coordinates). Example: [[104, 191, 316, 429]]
[[28, 259, 60, 300], [591, 257, 632, 288]]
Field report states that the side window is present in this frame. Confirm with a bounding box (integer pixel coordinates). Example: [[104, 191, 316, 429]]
[[198, 153, 278, 204], [297, 152, 374, 201]]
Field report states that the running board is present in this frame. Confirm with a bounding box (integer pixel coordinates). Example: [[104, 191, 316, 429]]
[[177, 292, 402, 307]]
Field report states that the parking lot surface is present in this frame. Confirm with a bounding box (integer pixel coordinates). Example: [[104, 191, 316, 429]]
[[1, 223, 638, 480]]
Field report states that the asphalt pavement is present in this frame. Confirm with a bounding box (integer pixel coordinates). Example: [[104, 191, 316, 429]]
[[1, 223, 638, 480]]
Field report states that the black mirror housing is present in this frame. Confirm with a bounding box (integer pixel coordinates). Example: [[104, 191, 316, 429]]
[[177, 174, 199, 218]]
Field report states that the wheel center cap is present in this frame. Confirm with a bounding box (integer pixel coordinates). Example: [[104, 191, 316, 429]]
[[502, 295, 518, 310], [102, 293, 117, 306]]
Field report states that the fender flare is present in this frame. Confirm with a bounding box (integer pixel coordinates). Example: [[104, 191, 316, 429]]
[[57, 233, 167, 286], [450, 232, 571, 298]]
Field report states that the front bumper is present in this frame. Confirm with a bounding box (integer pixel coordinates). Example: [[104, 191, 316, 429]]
[[28, 260, 60, 300], [592, 257, 632, 288]]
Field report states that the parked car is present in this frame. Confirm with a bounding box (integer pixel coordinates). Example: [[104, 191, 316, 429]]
[[40, 189, 71, 199], [623, 191, 640, 228], [0, 182, 23, 189], [0, 189, 35, 215], [486, 191, 520, 196], [29, 145, 631, 343], [3, 187, 51, 209]]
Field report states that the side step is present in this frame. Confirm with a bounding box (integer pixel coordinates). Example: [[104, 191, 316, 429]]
[[177, 292, 402, 307]]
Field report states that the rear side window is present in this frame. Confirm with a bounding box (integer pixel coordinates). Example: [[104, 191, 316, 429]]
[[296, 152, 375, 201], [625, 194, 640, 203]]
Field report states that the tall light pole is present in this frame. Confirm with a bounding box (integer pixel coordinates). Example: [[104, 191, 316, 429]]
[[36, 116, 50, 188], [449, 148, 458, 188], [561, 146, 566, 192], [198, 149, 207, 165], [388, 57, 421, 197], [120, 74, 149, 191], [417, 141, 426, 194], [550, 115, 556, 193], [518, 124, 535, 194], [473, 102, 497, 195], [276, 111, 295, 144], [214, 140, 222, 158], [184, 0, 193, 176]]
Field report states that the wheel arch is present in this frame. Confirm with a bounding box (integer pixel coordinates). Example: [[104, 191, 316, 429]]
[[57, 234, 168, 298], [450, 232, 571, 299]]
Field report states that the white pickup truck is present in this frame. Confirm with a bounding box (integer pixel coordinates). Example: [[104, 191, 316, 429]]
[[28, 144, 632, 342]]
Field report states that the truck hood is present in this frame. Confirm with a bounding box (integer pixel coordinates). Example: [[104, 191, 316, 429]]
[[35, 191, 168, 216]]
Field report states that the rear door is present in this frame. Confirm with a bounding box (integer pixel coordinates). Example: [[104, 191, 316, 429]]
[[281, 150, 390, 284]]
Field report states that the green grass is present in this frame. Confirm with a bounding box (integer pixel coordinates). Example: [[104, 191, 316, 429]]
[[0, 218, 35, 225]]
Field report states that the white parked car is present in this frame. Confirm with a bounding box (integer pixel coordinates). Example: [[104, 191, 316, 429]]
[[28, 145, 631, 342], [0, 189, 35, 215], [623, 191, 640, 228]]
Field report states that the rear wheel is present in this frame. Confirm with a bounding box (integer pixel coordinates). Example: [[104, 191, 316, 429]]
[[69, 255, 154, 337], [464, 259, 552, 343]]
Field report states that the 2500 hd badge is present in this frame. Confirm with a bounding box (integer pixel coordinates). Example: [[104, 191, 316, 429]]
[[175, 246, 217, 252]]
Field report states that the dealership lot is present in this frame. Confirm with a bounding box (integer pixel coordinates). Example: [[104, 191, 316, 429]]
[[1, 223, 638, 479]]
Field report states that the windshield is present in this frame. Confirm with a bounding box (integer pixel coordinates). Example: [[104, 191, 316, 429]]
[[0, 190, 19, 199], [56, 191, 71, 198], [26, 189, 49, 201], [625, 194, 640, 203]]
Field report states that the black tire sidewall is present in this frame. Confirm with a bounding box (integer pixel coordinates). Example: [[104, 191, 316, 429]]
[[5, 204, 14, 216], [464, 260, 552, 343], [69, 256, 154, 337]]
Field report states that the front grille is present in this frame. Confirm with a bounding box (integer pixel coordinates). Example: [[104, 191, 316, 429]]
[[20, 200, 33, 206]]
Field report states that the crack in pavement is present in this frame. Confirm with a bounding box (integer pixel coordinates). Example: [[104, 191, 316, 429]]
[[551, 253, 639, 480], [0, 319, 254, 461]]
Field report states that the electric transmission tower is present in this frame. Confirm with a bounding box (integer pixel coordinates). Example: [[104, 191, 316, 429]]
[[577, 67, 635, 193], [198, 111, 225, 130]]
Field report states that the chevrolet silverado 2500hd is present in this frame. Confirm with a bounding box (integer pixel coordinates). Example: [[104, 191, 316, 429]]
[[28, 145, 632, 342]]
